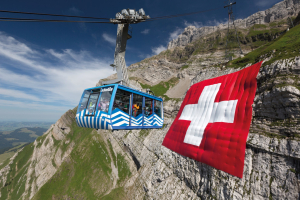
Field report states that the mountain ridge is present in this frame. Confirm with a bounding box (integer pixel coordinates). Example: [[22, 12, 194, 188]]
[[168, 0, 300, 49]]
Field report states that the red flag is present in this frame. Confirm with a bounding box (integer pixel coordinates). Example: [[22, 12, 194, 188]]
[[162, 62, 262, 178]]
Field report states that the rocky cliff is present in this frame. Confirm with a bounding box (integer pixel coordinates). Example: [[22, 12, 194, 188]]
[[168, 0, 300, 49]]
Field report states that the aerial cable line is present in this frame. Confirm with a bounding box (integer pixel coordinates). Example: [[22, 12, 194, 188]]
[[0, 17, 114, 23], [0, 6, 223, 24], [0, 9, 110, 20]]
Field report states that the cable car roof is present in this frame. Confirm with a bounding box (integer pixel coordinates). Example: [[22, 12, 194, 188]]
[[84, 83, 163, 101]]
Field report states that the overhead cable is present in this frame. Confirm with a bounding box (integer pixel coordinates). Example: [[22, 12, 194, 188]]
[[0, 17, 113, 23], [0, 6, 222, 24], [0, 9, 110, 20]]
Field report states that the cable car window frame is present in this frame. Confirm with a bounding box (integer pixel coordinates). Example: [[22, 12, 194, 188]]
[[132, 93, 143, 118], [112, 89, 131, 115], [85, 92, 100, 116], [97, 86, 114, 113], [77, 90, 91, 113], [154, 100, 162, 119], [144, 97, 153, 117]]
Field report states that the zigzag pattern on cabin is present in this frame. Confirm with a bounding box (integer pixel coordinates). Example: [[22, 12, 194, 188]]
[[76, 109, 163, 129], [76, 110, 112, 130], [112, 109, 163, 127]]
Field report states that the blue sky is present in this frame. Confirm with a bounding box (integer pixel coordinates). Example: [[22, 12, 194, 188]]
[[0, 0, 282, 122]]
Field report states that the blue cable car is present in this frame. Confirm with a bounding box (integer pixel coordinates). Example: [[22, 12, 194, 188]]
[[75, 84, 164, 130]]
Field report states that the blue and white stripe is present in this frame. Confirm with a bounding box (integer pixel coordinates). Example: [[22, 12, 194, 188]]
[[131, 114, 143, 126], [152, 114, 163, 126], [111, 109, 130, 126], [76, 110, 112, 130], [75, 110, 163, 130], [144, 114, 163, 126]]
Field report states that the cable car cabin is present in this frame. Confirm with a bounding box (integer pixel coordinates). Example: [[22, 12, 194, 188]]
[[75, 84, 164, 130]]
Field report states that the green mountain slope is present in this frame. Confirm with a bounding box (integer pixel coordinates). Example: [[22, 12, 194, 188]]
[[32, 124, 131, 199], [0, 108, 135, 200], [228, 23, 300, 69]]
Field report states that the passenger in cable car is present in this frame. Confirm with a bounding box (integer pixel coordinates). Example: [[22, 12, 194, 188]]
[[118, 102, 124, 110], [98, 98, 109, 112], [133, 103, 141, 117], [123, 104, 128, 112], [145, 107, 150, 117]]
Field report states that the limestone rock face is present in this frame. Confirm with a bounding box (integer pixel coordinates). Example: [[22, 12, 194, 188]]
[[22, 109, 76, 199], [51, 109, 74, 140], [168, 0, 300, 49], [129, 58, 182, 85]]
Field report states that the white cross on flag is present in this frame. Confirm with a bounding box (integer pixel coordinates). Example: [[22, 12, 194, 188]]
[[162, 62, 262, 178]]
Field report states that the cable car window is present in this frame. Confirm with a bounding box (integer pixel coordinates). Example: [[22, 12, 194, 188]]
[[78, 91, 90, 112], [132, 94, 143, 117], [97, 87, 113, 113], [86, 93, 99, 115], [113, 89, 131, 114], [144, 98, 153, 117], [154, 100, 162, 118]]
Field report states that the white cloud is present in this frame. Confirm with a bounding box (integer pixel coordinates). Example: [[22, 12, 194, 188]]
[[141, 29, 150, 34], [151, 45, 167, 55], [206, 19, 228, 27], [169, 28, 183, 41], [0, 88, 40, 101], [102, 33, 116, 46], [0, 32, 114, 121], [184, 21, 203, 28]]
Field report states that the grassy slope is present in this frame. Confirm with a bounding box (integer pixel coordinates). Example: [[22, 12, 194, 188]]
[[0, 107, 132, 200], [0, 143, 29, 164], [0, 143, 35, 200], [140, 77, 180, 101], [32, 116, 131, 199], [227, 24, 300, 68]]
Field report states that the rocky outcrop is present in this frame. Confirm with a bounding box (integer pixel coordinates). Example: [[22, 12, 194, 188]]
[[129, 58, 183, 85], [168, 0, 300, 49], [22, 109, 76, 199]]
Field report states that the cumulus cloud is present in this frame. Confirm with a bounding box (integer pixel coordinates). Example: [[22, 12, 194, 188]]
[[141, 29, 150, 34], [102, 33, 116, 45], [0, 32, 114, 121], [184, 21, 203, 28], [151, 45, 167, 55], [206, 19, 228, 27], [169, 27, 183, 41]]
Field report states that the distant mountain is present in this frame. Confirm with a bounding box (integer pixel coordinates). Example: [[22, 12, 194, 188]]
[[0, 121, 53, 131], [0, 127, 47, 152]]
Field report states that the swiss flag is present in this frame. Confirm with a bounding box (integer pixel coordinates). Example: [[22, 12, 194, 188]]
[[162, 62, 262, 178]]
